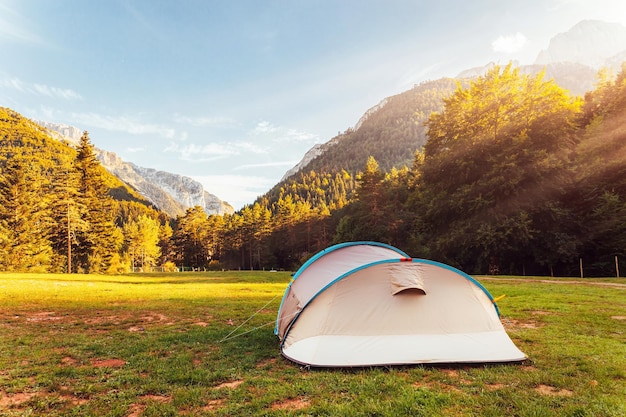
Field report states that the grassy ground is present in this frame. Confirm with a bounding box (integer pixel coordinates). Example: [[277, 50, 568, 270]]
[[0, 272, 624, 416]]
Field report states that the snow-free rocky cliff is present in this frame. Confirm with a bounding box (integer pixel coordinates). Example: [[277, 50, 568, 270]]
[[535, 20, 626, 70], [96, 150, 234, 218], [37, 121, 234, 218]]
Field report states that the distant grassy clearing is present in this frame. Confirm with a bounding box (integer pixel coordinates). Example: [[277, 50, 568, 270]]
[[0, 272, 624, 416]]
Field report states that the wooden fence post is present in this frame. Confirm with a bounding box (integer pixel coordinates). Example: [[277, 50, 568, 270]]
[[579, 257, 584, 278]]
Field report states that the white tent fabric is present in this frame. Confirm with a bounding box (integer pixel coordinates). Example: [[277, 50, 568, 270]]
[[275, 242, 526, 367]]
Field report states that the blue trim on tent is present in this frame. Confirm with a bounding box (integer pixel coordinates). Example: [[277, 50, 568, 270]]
[[273, 241, 408, 335], [291, 241, 409, 282], [278, 257, 500, 348], [412, 258, 500, 316]]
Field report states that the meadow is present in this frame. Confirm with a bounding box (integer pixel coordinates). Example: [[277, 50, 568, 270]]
[[0, 271, 624, 416]]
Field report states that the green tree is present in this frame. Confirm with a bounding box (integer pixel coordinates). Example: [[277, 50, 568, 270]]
[[336, 156, 386, 242], [74, 131, 122, 273], [123, 214, 161, 271], [418, 63, 581, 272], [49, 167, 88, 273], [172, 206, 211, 269], [0, 155, 53, 271]]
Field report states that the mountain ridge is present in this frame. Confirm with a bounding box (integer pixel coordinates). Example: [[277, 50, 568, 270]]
[[535, 19, 626, 69], [36, 121, 234, 218], [30, 20, 626, 213], [279, 20, 626, 186]]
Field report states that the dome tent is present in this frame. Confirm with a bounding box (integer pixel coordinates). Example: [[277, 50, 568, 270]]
[[275, 242, 526, 367]]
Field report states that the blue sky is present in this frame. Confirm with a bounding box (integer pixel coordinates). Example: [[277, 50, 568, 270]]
[[2, 0, 626, 210]]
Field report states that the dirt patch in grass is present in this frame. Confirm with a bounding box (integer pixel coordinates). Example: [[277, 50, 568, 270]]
[[61, 356, 78, 366], [215, 380, 244, 389], [485, 383, 506, 391], [0, 391, 88, 410], [140, 394, 171, 403], [412, 379, 465, 394], [530, 310, 553, 316], [91, 358, 126, 368], [271, 397, 310, 410], [127, 403, 145, 417], [502, 310, 552, 329], [26, 311, 64, 322], [126, 394, 172, 417], [502, 318, 543, 329], [59, 394, 89, 406], [0, 392, 38, 408], [18, 310, 180, 332], [535, 384, 573, 397], [140, 313, 171, 324], [202, 398, 226, 411], [611, 316, 626, 320], [128, 326, 145, 332], [256, 358, 277, 368]]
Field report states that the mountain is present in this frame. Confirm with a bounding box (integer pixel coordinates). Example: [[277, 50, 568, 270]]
[[280, 20, 626, 186], [96, 150, 234, 217], [280, 143, 325, 182], [457, 61, 598, 96], [280, 77, 459, 182], [1, 107, 153, 209], [37, 121, 234, 218], [535, 20, 626, 70]]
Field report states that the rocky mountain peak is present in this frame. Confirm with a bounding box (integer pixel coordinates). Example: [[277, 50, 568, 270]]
[[535, 20, 626, 69], [37, 121, 234, 218]]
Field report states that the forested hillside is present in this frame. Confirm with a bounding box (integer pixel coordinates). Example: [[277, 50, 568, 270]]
[[0, 108, 170, 273], [3, 63, 626, 276], [170, 63, 626, 276], [289, 77, 460, 177]]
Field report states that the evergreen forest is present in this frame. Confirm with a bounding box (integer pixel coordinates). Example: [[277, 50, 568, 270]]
[[1, 63, 626, 276]]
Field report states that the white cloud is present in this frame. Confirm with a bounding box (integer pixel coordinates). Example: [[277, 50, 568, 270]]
[[251, 120, 280, 135], [281, 128, 319, 143], [33, 83, 82, 100], [492, 32, 527, 54], [251, 120, 319, 144], [192, 174, 277, 209], [234, 160, 298, 171], [165, 142, 237, 161], [173, 114, 236, 127], [126, 146, 146, 153], [70, 112, 177, 139], [165, 140, 269, 162], [236, 141, 269, 154], [0, 76, 82, 100]]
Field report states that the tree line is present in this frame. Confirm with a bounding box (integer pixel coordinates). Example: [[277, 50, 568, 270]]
[[0, 110, 169, 273], [2, 63, 626, 276]]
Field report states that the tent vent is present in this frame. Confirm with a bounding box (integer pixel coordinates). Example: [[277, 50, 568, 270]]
[[390, 264, 426, 295]]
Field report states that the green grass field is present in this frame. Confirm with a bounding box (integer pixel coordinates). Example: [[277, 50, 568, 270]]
[[0, 272, 625, 416]]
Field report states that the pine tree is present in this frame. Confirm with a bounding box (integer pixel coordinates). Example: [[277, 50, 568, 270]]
[[123, 214, 161, 271], [172, 206, 211, 269], [49, 166, 88, 273], [74, 131, 121, 273], [0, 155, 53, 271], [418, 63, 581, 272]]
